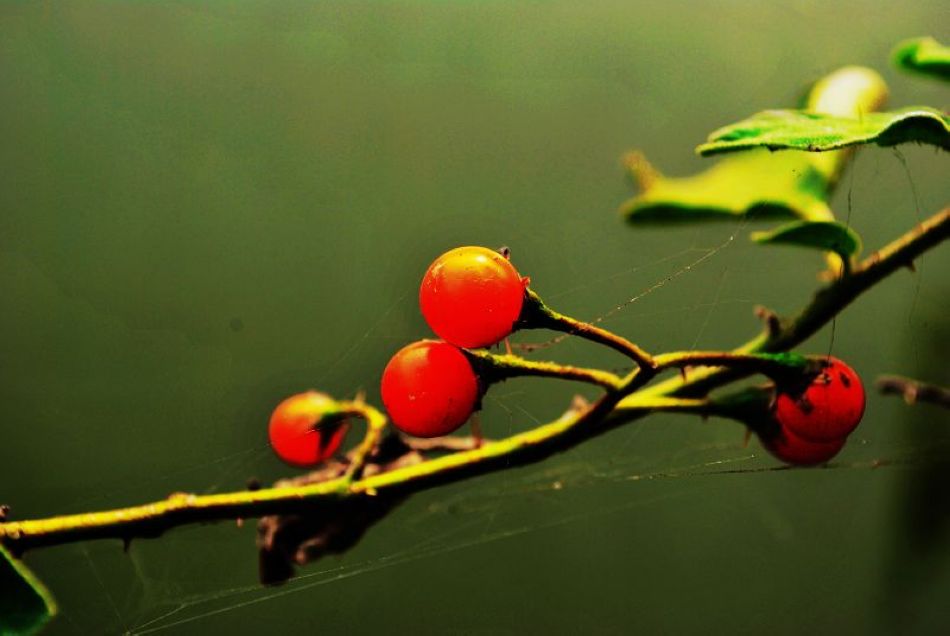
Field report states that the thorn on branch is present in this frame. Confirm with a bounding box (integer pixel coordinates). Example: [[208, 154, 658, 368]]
[[567, 394, 591, 416], [167, 492, 196, 505], [754, 305, 782, 337]]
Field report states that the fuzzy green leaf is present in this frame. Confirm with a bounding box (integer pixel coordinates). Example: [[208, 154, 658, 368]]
[[621, 66, 887, 225], [0, 545, 56, 635], [892, 36, 950, 82], [697, 107, 950, 156], [751, 220, 862, 261]]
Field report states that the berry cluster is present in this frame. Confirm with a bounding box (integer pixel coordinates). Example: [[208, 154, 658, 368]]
[[760, 357, 866, 465], [267, 245, 527, 465], [264, 245, 868, 470], [382, 246, 528, 438]]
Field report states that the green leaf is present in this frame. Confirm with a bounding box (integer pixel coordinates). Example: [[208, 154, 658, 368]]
[[621, 149, 835, 223], [751, 220, 862, 262], [0, 545, 56, 635], [621, 66, 887, 225], [892, 36, 950, 82], [697, 107, 950, 156]]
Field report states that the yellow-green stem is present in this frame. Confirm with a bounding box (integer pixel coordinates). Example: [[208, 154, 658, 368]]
[[1, 207, 946, 554], [339, 401, 389, 481], [520, 288, 656, 372], [466, 349, 624, 391]]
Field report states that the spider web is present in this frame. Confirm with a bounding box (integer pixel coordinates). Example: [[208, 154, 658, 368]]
[[14, 150, 949, 636], [47, 223, 751, 634]]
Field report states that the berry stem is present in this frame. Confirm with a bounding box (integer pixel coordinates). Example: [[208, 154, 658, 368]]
[[336, 400, 389, 481], [518, 288, 657, 373], [652, 351, 811, 379], [465, 349, 624, 391]]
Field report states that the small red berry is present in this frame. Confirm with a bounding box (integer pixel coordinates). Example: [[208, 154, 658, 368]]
[[380, 340, 479, 438], [420, 246, 526, 348], [268, 391, 348, 467], [775, 357, 866, 443], [760, 426, 846, 466]]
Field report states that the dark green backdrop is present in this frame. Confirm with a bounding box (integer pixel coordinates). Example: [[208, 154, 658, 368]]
[[1, 2, 948, 634]]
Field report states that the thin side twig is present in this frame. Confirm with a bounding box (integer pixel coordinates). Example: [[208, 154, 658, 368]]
[[876, 375, 950, 408]]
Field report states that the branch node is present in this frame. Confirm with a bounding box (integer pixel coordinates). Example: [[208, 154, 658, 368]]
[[167, 492, 195, 505]]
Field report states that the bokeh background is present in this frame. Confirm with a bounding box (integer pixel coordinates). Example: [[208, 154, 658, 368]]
[[1, 2, 948, 634]]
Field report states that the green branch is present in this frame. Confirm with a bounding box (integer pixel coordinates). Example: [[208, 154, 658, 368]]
[[518, 288, 657, 372], [624, 206, 950, 403], [652, 351, 809, 378], [1, 207, 947, 555]]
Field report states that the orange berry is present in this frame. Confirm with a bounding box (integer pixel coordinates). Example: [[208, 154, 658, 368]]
[[268, 391, 348, 467], [760, 425, 846, 466], [380, 340, 479, 438], [420, 246, 526, 348], [775, 357, 865, 443]]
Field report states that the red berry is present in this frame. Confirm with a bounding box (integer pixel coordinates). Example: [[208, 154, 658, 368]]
[[760, 426, 846, 466], [380, 340, 479, 438], [775, 357, 865, 443], [420, 246, 526, 348], [268, 391, 348, 467]]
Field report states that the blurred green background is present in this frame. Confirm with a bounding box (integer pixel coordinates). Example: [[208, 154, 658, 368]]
[[1, 1, 948, 634]]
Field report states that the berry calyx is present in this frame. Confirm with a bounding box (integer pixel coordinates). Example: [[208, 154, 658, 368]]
[[420, 246, 526, 348], [268, 391, 349, 467], [760, 425, 846, 466], [775, 357, 865, 443], [380, 340, 480, 438]]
